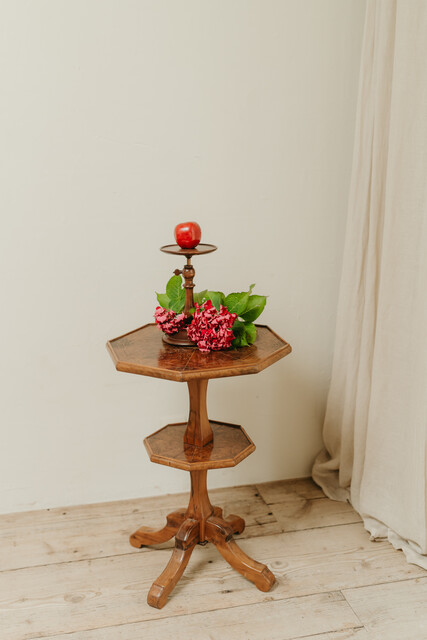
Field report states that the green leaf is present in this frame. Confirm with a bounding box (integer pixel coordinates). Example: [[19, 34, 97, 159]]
[[156, 292, 170, 308], [232, 319, 245, 339], [166, 275, 183, 299], [169, 288, 185, 313], [206, 291, 225, 311], [193, 290, 208, 305], [232, 334, 248, 348], [224, 291, 249, 316], [244, 322, 257, 344], [236, 334, 249, 347], [232, 318, 255, 347], [240, 295, 267, 323], [164, 274, 185, 313]]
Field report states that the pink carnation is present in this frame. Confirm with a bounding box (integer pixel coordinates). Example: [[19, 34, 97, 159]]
[[154, 307, 186, 335], [187, 300, 237, 352]]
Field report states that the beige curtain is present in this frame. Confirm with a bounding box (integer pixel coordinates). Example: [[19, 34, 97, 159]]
[[313, 0, 427, 570]]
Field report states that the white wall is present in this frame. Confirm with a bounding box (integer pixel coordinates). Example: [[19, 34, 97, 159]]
[[0, 0, 366, 513]]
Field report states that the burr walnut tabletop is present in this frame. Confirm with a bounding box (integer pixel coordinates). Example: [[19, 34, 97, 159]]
[[107, 323, 291, 381], [107, 323, 292, 609]]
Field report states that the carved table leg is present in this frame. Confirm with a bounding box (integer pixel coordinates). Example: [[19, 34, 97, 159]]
[[205, 516, 275, 592], [147, 518, 199, 609], [185, 379, 213, 447], [130, 510, 186, 548], [131, 378, 263, 609], [210, 507, 245, 534], [185, 470, 214, 541]]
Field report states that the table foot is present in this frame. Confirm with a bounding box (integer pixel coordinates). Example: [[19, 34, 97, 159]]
[[211, 507, 244, 534], [205, 516, 275, 592], [147, 518, 199, 609], [131, 470, 263, 608], [130, 509, 186, 548], [223, 513, 245, 535]]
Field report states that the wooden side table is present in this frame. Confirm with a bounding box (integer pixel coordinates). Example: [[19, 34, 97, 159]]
[[107, 323, 291, 609]]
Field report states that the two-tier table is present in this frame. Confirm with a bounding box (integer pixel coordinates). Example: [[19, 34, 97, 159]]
[[107, 323, 291, 609]]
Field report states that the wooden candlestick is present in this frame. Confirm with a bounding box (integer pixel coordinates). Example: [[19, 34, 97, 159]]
[[160, 243, 217, 347]]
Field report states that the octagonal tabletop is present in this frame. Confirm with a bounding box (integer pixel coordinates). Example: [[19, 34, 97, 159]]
[[107, 323, 291, 382], [145, 421, 255, 471]]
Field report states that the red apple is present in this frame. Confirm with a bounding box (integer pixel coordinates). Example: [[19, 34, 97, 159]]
[[174, 221, 201, 249]]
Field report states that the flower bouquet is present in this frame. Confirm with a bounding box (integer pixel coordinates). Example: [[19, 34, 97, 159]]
[[155, 275, 267, 353]]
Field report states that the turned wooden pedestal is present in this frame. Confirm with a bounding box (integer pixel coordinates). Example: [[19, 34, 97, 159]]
[[107, 324, 291, 609]]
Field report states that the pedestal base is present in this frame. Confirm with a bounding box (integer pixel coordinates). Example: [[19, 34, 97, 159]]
[[162, 329, 195, 347], [130, 470, 275, 609]]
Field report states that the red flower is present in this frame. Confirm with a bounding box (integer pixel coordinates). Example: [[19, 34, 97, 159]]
[[187, 300, 237, 352], [154, 307, 186, 335]]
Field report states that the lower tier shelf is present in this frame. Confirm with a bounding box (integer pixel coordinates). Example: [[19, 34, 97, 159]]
[[144, 420, 255, 471]]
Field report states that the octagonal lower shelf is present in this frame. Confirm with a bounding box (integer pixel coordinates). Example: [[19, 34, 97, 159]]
[[144, 421, 255, 471]]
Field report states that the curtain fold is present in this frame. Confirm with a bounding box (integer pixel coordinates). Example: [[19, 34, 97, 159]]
[[313, 0, 427, 570]]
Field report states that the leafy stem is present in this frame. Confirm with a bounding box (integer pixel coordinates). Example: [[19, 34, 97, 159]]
[[156, 276, 267, 347]]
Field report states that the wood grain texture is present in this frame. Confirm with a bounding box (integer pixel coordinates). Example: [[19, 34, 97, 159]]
[[0, 484, 279, 572], [185, 471, 215, 541], [129, 509, 186, 548], [130, 467, 274, 607], [1, 522, 424, 639], [2, 479, 425, 640], [296, 630, 369, 640], [257, 477, 325, 503], [343, 577, 427, 640], [107, 324, 291, 382], [38, 593, 360, 640], [205, 516, 275, 592], [147, 518, 200, 609], [184, 379, 213, 447], [144, 421, 255, 471], [270, 496, 362, 532], [256, 477, 361, 532]]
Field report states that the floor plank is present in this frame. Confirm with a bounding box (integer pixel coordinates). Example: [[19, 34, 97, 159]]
[[0, 484, 280, 571], [2, 478, 425, 640], [30, 593, 360, 640], [256, 477, 325, 503], [270, 496, 362, 532], [1, 522, 423, 640], [256, 478, 360, 532], [343, 577, 427, 640], [295, 630, 369, 640]]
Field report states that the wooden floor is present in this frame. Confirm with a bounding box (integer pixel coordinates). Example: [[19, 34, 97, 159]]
[[1, 478, 426, 640]]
